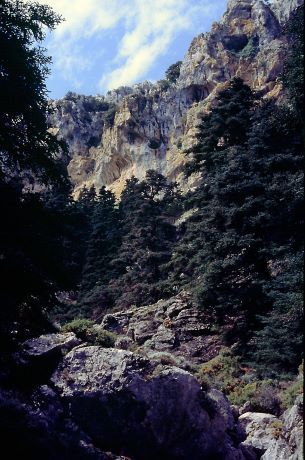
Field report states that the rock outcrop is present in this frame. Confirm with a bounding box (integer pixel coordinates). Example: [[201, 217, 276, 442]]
[[3, 327, 302, 460], [100, 292, 222, 366], [239, 395, 304, 459], [49, 0, 301, 197], [52, 345, 247, 459]]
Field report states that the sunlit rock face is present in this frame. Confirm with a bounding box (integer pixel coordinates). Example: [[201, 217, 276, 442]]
[[49, 0, 299, 197]]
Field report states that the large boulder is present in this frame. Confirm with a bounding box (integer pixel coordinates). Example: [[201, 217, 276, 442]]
[[22, 332, 81, 358], [0, 385, 130, 460], [14, 333, 81, 383], [239, 395, 304, 459], [52, 346, 247, 460]]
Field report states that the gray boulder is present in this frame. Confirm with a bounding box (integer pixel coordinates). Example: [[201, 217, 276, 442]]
[[239, 395, 304, 459], [22, 332, 81, 358], [15, 333, 82, 383], [52, 346, 246, 460]]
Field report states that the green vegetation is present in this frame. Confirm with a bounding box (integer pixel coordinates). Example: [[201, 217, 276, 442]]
[[103, 103, 118, 127], [279, 362, 304, 409], [238, 37, 258, 58], [62, 318, 116, 347], [157, 79, 171, 91], [0, 0, 75, 349], [0, 0, 302, 394], [165, 61, 182, 84]]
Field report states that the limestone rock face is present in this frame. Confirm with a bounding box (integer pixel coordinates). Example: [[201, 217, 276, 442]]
[[51, 345, 246, 460], [271, 0, 303, 25], [49, 0, 301, 197], [100, 292, 222, 366]]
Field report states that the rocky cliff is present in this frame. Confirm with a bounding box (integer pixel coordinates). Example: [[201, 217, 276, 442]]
[[49, 0, 301, 197]]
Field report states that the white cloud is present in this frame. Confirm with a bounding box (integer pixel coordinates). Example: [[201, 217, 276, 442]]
[[36, 0, 224, 93]]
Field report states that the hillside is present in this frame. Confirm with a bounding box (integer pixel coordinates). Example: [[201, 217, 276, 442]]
[[0, 0, 303, 459], [50, 0, 302, 196]]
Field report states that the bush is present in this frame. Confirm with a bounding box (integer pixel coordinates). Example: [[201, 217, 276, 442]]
[[238, 37, 258, 58], [103, 104, 117, 127], [157, 79, 170, 91], [165, 61, 182, 83], [62, 319, 95, 340], [280, 361, 304, 409], [196, 348, 259, 406], [62, 319, 116, 347], [89, 329, 116, 348]]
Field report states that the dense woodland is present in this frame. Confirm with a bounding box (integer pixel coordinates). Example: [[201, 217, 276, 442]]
[[0, 0, 303, 391]]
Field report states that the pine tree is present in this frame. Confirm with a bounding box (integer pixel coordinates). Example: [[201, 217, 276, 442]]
[[168, 79, 272, 351], [0, 0, 65, 184], [77, 187, 121, 318], [0, 0, 67, 348], [251, 253, 303, 378], [110, 171, 176, 309]]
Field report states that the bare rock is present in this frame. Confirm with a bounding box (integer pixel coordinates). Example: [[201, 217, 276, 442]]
[[14, 333, 82, 383], [100, 293, 221, 365], [239, 412, 279, 452], [22, 332, 81, 358], [52, 346, 247, 460], [239, 396, 304, 459]]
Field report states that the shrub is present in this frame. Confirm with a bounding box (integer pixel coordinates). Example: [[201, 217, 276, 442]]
[[103, 104, 117, 127], [280, 361, 304, 409], [62, 319, 116, 347], [165, 61, 182, 83], [89, 329, 116, 348], [196, 348, 259, 406], [250, 382, 282, 416], [157, 79, 170, 91], [83, 99, 109, 113], [239, 37, 259, 58], [62, 319, 95, 341], [148, 138, 161, 149]]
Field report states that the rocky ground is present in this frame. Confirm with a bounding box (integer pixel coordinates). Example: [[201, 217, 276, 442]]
[[1, 294, 302, 459], [100, 292, 223, 367]]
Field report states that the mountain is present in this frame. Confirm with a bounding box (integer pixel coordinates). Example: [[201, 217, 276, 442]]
[[49, 0, 302, 196]]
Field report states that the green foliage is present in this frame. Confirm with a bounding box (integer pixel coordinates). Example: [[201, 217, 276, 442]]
[[157, 80, 170, 91], [0, 1, 85, 349], [109, 171, 179, 309], [165, 61, 182, 83], [196, 349, 283, 412], [279, 362, 304, 409], [77, 187, 121, 317], [92, 329, 117, 347], [197, 349, 240, 389], [166, 72, 303, 375], [62, 319, 116, 347], [103, 103, 118, 127], [250, 383, 282, 416], [238, 37, 259, 58], [62, 319, 95, 339], [281, 4, 304, 119], [0, 0, 65, 184], [250, 254, 303, 378]]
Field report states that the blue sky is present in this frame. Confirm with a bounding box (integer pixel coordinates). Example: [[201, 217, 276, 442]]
[[37, 0, 228, 99]]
